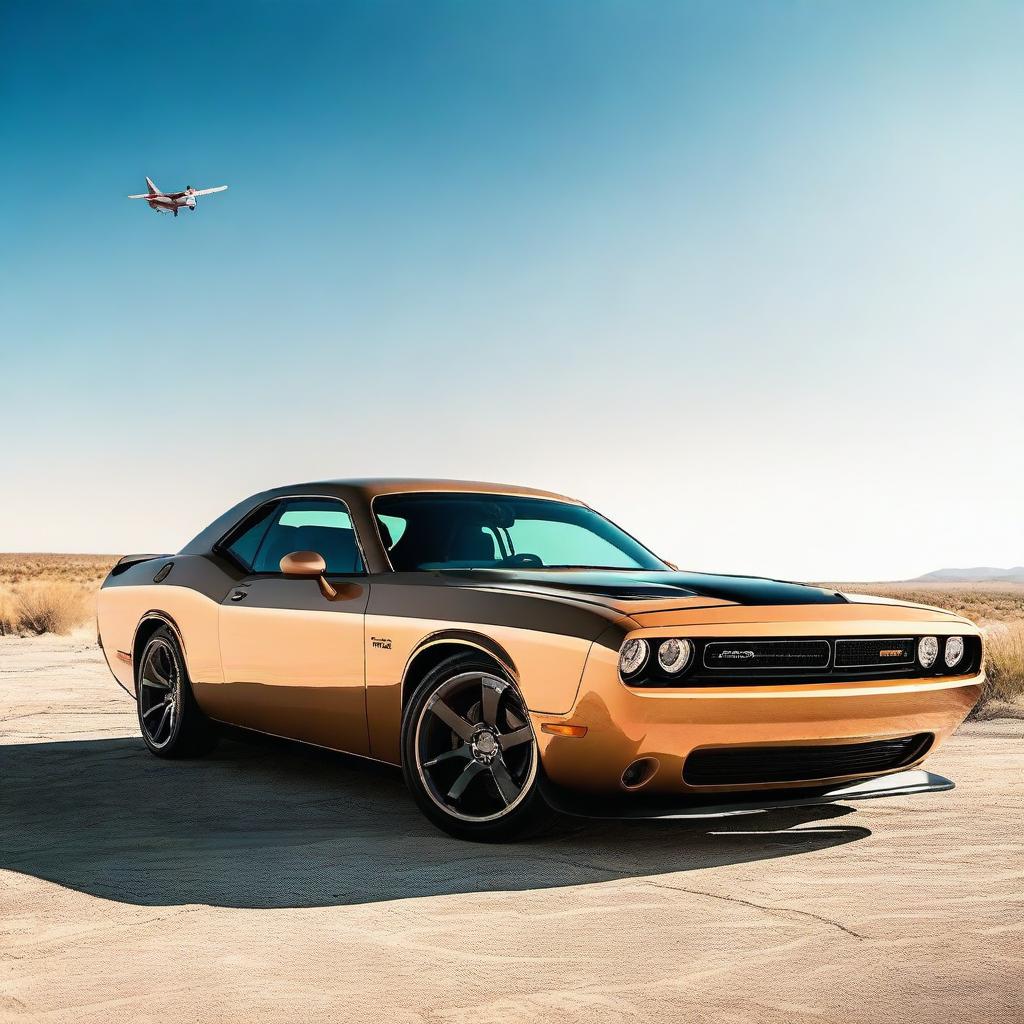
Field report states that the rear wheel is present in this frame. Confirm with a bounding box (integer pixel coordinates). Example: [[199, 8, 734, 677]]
[[402, 652, 556, 841], [136, 626, 217, 758]]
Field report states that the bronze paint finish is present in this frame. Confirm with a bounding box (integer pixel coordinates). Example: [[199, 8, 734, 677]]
[[96, 478, 984, 808]]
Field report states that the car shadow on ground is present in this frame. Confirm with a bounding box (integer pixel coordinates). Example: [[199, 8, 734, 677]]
[[0, 732, 871, 908]]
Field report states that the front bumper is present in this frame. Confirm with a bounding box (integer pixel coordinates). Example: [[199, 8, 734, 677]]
[[530, 640, 983, 798]]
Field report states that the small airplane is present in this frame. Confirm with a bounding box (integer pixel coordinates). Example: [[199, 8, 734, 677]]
[[128, 177, 228, 217]]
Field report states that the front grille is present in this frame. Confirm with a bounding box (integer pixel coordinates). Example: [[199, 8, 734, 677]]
[[703, 639, 830, 671], [629, 634, 982, 686], [683, 733, 933, 786], [834, 637, 914, 668]]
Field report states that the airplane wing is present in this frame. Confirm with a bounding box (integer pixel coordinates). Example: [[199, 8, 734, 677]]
[[190, 185, 228, 196], [127, 193, 156, 199]]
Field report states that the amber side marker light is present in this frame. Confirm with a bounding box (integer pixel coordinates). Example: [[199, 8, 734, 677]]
[[115, 650, 132, 664], [541, 723, 588, 738]]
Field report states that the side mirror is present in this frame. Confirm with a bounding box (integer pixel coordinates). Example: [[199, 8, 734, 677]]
[[279, 550, 327, 576], [277, 550, 363, 601]]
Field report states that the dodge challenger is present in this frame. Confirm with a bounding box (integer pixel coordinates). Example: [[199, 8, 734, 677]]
[[96, 479, 984, 840]]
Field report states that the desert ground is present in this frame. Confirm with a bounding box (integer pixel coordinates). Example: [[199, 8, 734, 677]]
[[2, 630, 1022, 1023]]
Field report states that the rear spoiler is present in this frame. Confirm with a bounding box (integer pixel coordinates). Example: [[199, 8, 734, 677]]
[[109, 553, 172, 577]]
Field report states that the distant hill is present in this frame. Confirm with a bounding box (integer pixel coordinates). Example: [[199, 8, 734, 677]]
[[914, 567, 1024, 583]]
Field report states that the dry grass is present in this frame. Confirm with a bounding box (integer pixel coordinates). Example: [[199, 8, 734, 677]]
[[0, 554, 117, 637], [821, 581, 1024, 626], [977, 622, 1024, 707], [0, 552, 118, 587]]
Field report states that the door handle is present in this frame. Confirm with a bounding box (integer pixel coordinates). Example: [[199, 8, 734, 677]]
[[230, 589, 248, 602]]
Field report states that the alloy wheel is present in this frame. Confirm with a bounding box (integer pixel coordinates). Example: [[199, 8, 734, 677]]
[[414, 671, 537, 822], [138, 638, 179, 749]]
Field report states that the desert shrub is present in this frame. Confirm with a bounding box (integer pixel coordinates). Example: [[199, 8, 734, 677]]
[[0, 555, 112, 636], [983, 623, 1024, 704], [0, 582, 93, 636]]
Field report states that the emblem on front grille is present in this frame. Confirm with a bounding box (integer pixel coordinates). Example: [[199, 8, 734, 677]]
[[718, 649, 756, 660], [879, 649, 905, 657]]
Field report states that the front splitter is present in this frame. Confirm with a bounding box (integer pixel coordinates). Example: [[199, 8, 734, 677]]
[[540, 769, 955, 820]]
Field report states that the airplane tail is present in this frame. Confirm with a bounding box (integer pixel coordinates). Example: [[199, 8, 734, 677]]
[[145, 176, 159, 195]]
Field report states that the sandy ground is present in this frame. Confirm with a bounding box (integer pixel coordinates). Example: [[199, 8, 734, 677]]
[[1, 634, 1022, 1024]]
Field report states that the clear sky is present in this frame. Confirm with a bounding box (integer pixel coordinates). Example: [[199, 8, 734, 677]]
[[3, 0, 1022, 580]]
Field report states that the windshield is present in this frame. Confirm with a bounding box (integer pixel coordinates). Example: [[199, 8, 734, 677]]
[[374, 493, 667, 572]]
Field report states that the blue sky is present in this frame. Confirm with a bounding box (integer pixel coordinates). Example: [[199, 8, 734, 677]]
[[3, 1, 1022, 579]]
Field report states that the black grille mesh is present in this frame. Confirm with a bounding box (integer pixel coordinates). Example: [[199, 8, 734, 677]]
[[834, 637, 915, 668], [683, 733, 934, 786]]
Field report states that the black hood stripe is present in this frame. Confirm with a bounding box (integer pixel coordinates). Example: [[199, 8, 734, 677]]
[[446, 569, 847, 606]]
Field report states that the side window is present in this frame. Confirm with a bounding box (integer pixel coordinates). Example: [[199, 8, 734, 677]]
[[251, 499, 364, 575], [224, 503, 279, 571]]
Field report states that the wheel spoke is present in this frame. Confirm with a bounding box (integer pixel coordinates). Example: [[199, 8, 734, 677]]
[[141, 677, 170, 691], [498, 725, 533, 750], [142, 700, 168, 720], [152, 650, 172, 687], [447, 760, 486, 800], [480, 678, 507, 726], [422, 745, 472, 769], [488, 759, 521, 806], [505, 707, 526, 729], [428, 697, 474, 742], [153, 704, 172, 740]]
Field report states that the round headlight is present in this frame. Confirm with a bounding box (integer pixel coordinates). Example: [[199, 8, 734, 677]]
[[944, 635, 965, 669], [619, 638, 649, 676], [658, 638, 693, 674], [918, 636, 939, 669]]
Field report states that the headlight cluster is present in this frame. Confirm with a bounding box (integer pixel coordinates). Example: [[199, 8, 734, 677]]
[[918, 635, 967, 671], [917, 636, 939, 669], [658, 637, 693, 673], [618, 638, 649, 676], [944, 635, 965, 668], [619, 637, 693, 680]]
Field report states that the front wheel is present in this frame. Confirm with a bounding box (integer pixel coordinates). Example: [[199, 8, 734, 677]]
[[402, 653, 556, 841]]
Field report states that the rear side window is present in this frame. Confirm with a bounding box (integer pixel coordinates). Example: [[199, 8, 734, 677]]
[[252, 499, 364, 575]]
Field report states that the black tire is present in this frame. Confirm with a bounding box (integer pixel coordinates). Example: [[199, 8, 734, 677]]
[[136, 626, 218, 758], [401, 651, 557, 842]]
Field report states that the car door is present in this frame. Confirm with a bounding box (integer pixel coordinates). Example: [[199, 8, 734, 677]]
[[216, 496, 371, 755]]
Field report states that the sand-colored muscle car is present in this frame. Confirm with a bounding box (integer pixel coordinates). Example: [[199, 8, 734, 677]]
[[97, 479, 984, 840]]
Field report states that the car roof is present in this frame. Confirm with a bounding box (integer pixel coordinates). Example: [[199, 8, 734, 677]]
[[303, 478, 583, 503]]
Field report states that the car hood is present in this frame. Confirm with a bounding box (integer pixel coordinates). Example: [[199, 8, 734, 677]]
[[444, 568, 846, 607]]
